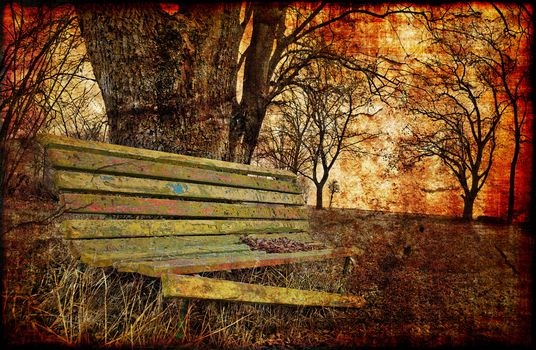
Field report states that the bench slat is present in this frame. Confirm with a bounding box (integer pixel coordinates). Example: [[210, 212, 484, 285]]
[[162, 274, 365, 308], [62, 193, 308, 219], [40, 134, 295, 179], [83, 250, 270, 267], [72, 232, 312, 256], [75, 232, 313, 267], [62, 219, 309, 239], [79, 244, 252, 267], [55, 171, 305, 205], [47, 149, 302, 194], [117, 247, 363, 277]]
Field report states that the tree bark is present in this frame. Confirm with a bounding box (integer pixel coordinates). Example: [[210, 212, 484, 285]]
[[462, 194, 475, 221], [0, 148, 5, 235], [227, 4, 287, 163], [315, 181, 326, 210], [76, 3, 242, 159], [507, 130, 521, 224]]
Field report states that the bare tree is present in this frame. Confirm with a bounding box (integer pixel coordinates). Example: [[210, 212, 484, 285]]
[[255, 87, 313, 174], [74, 3, 424, 163], [1, 3, 87, 224], [258, 60, 380, 209], [47, 69, 107, 142], [328, 179, 340, 209], [399, 6, 511, 220], [472, 4, 532, 223]]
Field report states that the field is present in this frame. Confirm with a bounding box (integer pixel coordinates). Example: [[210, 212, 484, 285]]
[[2, 195, 533, 349]]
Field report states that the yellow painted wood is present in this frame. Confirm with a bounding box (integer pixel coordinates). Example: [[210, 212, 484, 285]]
[[72, 232, 312, 256], [62, 193, 308, 219], [72, 234, 244, 254], [62, 219, 309, 239], [117, 247, 364, 277], [47, 149, 302, 194], [79, 244, 251, 267], [161, 274, 365, 308], [55, 171, 305, 205], [39, 133, 295, 179], [82, 250, 267, 268], [38, 134, 369, 308], [72, 232, 313, 267]]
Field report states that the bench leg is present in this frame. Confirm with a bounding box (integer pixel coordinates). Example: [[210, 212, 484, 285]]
[[342, 256, 354, 276], [176, 298, 190, 340], [338, 256, 355, 293]]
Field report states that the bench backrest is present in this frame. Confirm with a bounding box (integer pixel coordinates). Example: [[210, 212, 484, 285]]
[[40, 134, 311, 266]]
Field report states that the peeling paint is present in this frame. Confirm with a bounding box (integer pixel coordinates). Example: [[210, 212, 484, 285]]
[[168, 182, 186, 194]]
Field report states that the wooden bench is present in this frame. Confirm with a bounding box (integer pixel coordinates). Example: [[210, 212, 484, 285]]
[[39, 134, 364, 308]]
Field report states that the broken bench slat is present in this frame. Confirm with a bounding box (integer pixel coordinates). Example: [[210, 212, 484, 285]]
[[117, 247, 363, 277], [62, 219, 310, 239], [47, 148, 301, 194], [62, 193, 308, 219], [162, 274, 365, 308], [40, 133, 295, 179], [55, 170, 305, 205]]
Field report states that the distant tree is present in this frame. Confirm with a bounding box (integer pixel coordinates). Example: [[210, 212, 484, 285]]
[[255, 87, 313, 174], [258, 60, 380, 209], [49, 72, 106, 142], [328, 179, 340, 209], [399, 6, 515, 220], [470, 4, 532, 223]]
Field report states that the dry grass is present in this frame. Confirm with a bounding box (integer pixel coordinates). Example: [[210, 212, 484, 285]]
[[2, 195, 533, 349]]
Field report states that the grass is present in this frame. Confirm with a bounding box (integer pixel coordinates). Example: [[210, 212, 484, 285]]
[[2, 194, 533, 349]]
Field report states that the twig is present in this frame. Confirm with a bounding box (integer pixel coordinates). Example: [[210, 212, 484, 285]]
[[494, 244, 519, 275]]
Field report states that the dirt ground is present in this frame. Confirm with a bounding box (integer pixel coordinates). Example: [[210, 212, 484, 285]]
[[310, 208, 533, 348], [1, 196, 534, 349]]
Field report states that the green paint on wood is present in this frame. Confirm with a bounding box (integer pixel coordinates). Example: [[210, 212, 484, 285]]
[[72, 232, 315, 267], [47, 148, 301, 193], [54, 171, 304, 205], [61, 219, 310, 239], [39, 133, 295, 179]]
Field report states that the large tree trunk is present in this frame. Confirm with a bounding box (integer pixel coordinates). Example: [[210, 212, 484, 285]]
[[76, 3, 242, 159], [0, 148, 5, 235], [507, 132, 521, 224], [227, 4, 286, 163], [462, 194, 476, 221], [315, 181, 326, 210]]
